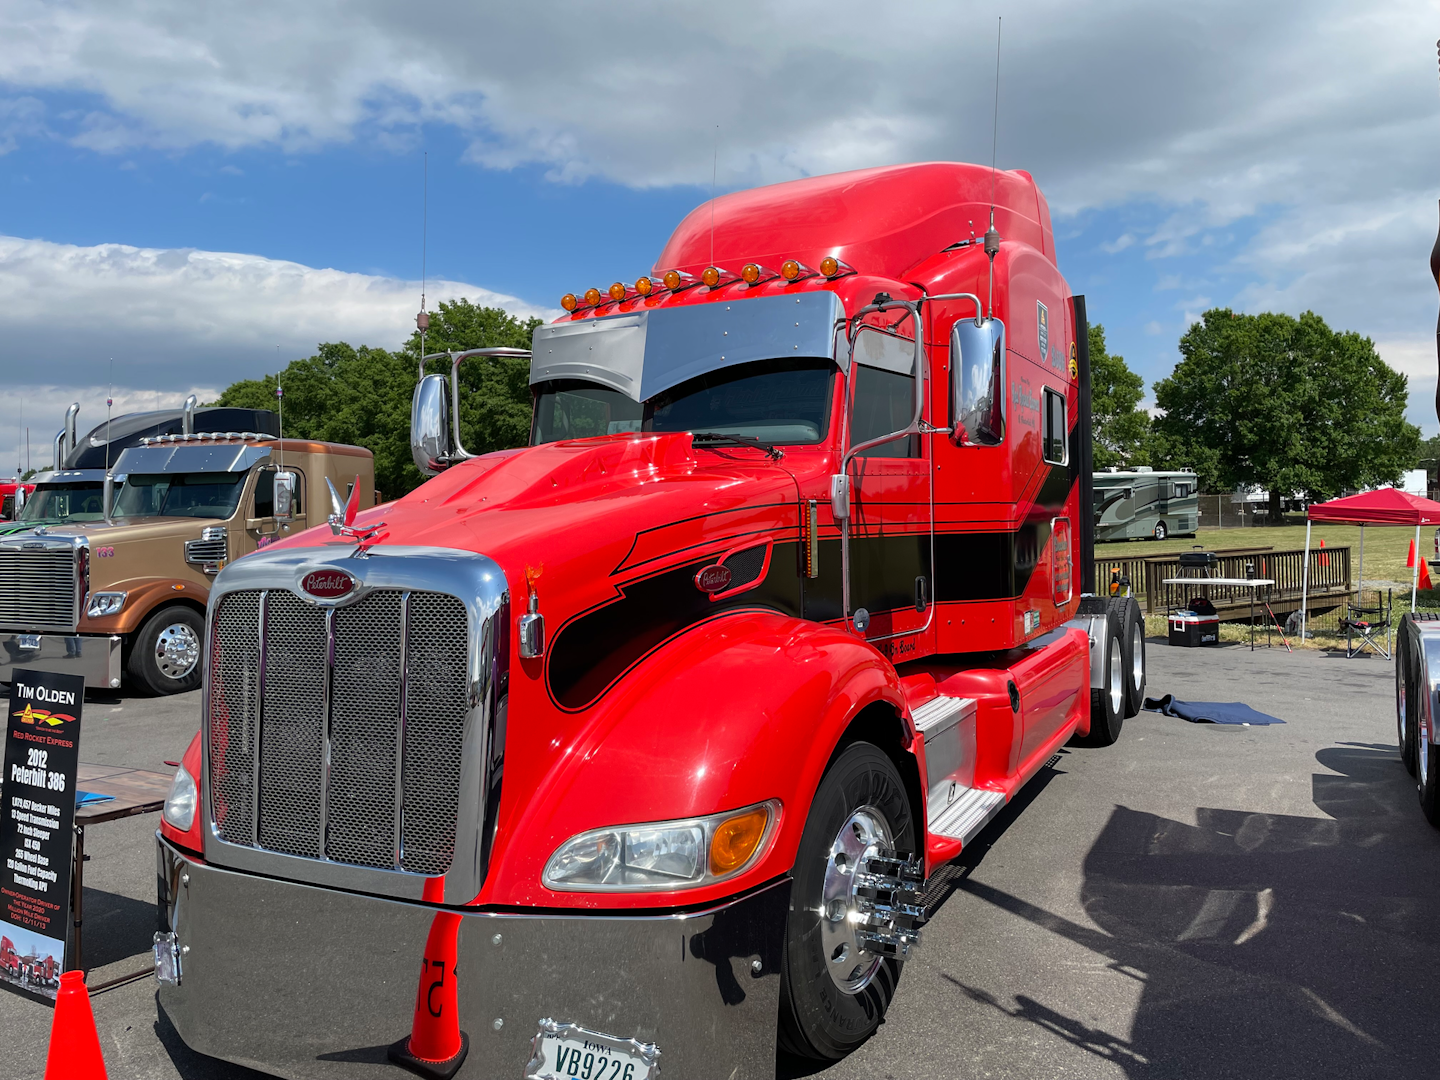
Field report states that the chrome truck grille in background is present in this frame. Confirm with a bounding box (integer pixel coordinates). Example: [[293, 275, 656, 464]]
[[0, 538, 85, 632], [202, 547, 508, 904]]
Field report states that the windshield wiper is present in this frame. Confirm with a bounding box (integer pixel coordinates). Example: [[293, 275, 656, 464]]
[[690, 432, 783, 460]]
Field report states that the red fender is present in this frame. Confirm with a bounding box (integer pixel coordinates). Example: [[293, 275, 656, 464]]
[[479, 610, 910, 909]]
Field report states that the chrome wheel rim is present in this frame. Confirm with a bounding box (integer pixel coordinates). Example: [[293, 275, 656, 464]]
[[1108, 638, 1124, 716], [1422, 721, 1430, 787], [1131, 622, 1144, 693], [155, 622, 200, 680], [820, 806, 893, 995], [1399, 677, 1408, 748]]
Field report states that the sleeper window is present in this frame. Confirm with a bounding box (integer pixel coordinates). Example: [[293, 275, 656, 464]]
[[1042, 387, 1067, 465]]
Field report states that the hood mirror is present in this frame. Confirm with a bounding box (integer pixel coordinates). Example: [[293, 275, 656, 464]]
[[410, 373, 453, 476], [273, 471, 296, 522], [950, 317, 1006, 447]]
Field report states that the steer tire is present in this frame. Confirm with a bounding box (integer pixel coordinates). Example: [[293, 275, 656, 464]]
[[1119, 596, 1146, 719], [1421, 736, 1440, 828], [1153, 521, 1168, 541], [128, 605, 204, 696], [1398, 621, 1419, 776], [778, 741, 915, 1062]]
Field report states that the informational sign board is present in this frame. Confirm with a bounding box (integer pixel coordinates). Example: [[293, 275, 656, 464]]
[[0, 669, 84, 1003]]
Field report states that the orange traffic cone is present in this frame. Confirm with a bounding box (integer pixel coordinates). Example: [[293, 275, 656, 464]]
[[1422, 555, 1434, 592], [44, 971, 108, 1080], [388, 885, 468, 1080], [1319, 539, 1329, 568]]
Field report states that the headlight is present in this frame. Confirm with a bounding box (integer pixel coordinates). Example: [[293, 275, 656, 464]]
[[162, 765, 197, 831], [543, 800, 779, 891], [86, 591, 127, 618]]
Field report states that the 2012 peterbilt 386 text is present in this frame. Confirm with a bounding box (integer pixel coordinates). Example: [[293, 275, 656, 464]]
[[153, 162, 1146, 1080]]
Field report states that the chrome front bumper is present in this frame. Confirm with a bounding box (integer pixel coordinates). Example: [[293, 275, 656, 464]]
[[0, 632, 122, 689], [156, 837, 788, 1080]]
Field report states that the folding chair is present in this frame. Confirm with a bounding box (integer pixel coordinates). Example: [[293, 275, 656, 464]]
[[1339, 589, 1392, 659]]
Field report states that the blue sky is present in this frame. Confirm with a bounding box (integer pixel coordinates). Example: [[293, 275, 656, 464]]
[[0, 0, 1435, 466]]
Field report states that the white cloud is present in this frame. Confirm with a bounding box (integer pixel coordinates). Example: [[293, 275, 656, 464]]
[[0, 235, 554, 461], [1100, 233, 1136, 253], [1144, 320, 1165, 335]]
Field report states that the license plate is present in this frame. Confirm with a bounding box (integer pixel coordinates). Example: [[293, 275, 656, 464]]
[[17, 634, 40, 650], [526, 1019, 660, 1080]]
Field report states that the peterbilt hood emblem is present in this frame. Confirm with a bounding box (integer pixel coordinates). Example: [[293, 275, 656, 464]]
[[301, 569, 357, 599], [694, 563, 733, 595]]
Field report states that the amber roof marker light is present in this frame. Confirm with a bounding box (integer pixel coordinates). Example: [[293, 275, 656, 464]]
[[583, 287, 602, 307], [608, 282, 628, 302], [560, 293, 578, 312], [635, 276, 654, 296], [819, 256, 857, 280], [780, 260, 818, 283], [740, 263, 779, 286], [701, 266, 721, 288], [662, 270, 699, 292]]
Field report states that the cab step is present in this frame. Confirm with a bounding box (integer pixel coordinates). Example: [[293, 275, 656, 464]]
[[926, 787, 1007, 844]]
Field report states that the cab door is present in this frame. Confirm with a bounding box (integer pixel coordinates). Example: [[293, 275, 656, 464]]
[[844, 321, 933, 643]]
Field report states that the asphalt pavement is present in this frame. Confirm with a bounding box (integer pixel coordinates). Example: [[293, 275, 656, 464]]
[[6, 638, 1434, 1079]]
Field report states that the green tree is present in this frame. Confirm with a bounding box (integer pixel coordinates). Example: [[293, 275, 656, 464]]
[[1152, 308, 1420, 522], [215, 299, 544, 498], [1088, 324, 1151, 469]]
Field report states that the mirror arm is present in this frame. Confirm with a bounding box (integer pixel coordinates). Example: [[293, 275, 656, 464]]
[[447, 347, 534, 461], [918, 292, 986, 327]]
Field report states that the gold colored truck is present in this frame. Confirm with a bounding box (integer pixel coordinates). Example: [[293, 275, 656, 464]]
[[0, 433, 374, 694]]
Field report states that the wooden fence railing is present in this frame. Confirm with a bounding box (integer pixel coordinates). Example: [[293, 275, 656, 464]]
[[1090, 545, 1354, 619], [1145, 546, 1352, 621]]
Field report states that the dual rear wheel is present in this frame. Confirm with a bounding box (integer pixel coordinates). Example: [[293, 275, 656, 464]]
[[1086, 596, 1145, 746]]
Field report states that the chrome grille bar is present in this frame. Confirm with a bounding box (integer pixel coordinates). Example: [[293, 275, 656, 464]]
[[0, 548, 81, 632], [393, 591, 410, 869]]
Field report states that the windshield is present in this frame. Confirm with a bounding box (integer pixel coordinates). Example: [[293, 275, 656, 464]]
[[20, 482, 108, 523], [532, 358, 836, 446], [112, 472, 245, 520]]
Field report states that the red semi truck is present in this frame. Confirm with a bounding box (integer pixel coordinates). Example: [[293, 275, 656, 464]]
[[154, 161, 1146, 1080]]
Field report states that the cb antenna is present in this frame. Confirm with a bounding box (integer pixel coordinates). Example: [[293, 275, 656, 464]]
[[275, 344, 284, 477], [104, 358, 113, 474], [984, 16, 1003, 318], [417, 151, 430, 366]]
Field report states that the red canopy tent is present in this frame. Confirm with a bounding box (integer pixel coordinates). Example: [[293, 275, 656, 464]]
[[1302, 488, 1440, 633]]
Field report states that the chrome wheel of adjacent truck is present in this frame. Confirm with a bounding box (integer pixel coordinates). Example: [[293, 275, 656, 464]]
[[1153, 521, 1167, 541], [1397, 623, 1419, 776], [1122, 598, 1147, 716], [780, 742, 915, 1061], [129, 605, 204, 695]]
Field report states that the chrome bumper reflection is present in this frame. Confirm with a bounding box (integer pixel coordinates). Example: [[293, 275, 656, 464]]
[[0, 633, 121, 689], [155, 837, 787, 1080]]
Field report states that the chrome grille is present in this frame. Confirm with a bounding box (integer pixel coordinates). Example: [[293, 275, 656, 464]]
[[208, 587, 470, 876], [0, 548, 78, 632]]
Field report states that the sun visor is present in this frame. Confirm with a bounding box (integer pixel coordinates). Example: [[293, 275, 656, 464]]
[[530, 291, 846, 402], [111, 443, 273, 475]]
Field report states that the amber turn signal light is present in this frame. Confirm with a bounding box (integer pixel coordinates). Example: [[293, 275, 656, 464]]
[[560, 293, 578, 312], [709, 805, 770, 875], [781, 260, 802, 281], [701, 266, 722, 288], [583, 288, 602, 307], [819, 256, 840, 277], [635, 276, 654, 296]]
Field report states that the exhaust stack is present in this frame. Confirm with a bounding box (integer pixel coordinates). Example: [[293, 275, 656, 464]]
[[182, 394, 197, 435]]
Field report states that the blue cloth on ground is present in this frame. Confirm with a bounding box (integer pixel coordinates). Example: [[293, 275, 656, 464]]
[[1142, 694, 1285, 726], [75, 790, 116, 806]]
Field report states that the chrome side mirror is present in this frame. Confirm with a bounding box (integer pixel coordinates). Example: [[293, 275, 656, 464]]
[[410, 373, 453, 476], [273, 471, 296, 522], [830, 474, 850, 521], [950, 317, 1006, 447]]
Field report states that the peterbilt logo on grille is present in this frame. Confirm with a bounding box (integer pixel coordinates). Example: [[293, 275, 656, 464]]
[[301, 570, 356, 598], [694, 563, 733, 595]]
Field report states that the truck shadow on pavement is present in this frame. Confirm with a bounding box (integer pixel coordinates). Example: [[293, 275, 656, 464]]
[[935, 741, 1440, 1079], [77, 887, 158, 970]]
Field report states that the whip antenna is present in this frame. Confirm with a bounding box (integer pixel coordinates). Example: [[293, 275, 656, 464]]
[[710, 125, 719, 269], [985, 16, 1003, 317], [105, 358, 113, 473]]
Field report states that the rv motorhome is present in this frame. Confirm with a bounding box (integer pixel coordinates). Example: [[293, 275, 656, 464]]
[[1094, 467, 1199, 541]]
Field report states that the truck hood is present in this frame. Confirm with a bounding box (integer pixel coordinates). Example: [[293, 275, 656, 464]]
[[274, 433, 814, 578]]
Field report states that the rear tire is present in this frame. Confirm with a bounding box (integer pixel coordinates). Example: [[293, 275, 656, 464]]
[[778, 742, 915, 1061], [1085, 608, 1126, 747], [1119, 597, 1146, 719], [1153, 521, 1168, 541], [127, 605, 204, 696]]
